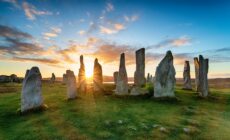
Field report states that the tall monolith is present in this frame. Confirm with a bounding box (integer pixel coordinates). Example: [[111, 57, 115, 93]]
[[115, 53, 129, 95], [78, 55, 86, 93], [194, 57, 199, 91], [183, 61, 192, 90], [194, 55, 209, 97], [93, 58, 103, 92], [134, 48, 145, 87]]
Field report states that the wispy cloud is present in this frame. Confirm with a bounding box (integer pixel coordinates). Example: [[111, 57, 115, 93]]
[[43, 27, 61, 39], [78, 30, 86, 35], [22, 1, 52, 20], [0, 24, 32, 39], [146, 36, 192, 49], [100, 23, 125, 34], [106, 3, 114, 12], [124, 14, 139, 22], [2, 0, 19, 8]]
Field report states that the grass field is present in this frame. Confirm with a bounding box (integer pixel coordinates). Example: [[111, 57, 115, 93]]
[[0, 82, 230, 140]]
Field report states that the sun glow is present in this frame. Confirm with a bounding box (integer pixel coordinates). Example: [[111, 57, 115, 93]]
[[84, 57, 94, 78]]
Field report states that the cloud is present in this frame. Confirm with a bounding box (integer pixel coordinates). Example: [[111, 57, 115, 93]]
[[124, 14, 139, 22], [22, 1, 52, 20], [78, 30, 86, 35], [0, 24, 75, 66], [0, 24, 32, 39], [43, 27, 61, 39], [1, 0, 19, 8], [100, 23, 125, 34], [147, 36, 192, 49], [106, 3, 114, 12], [12, 57, 61, 65]]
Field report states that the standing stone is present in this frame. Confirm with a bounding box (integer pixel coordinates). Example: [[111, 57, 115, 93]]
[[183, 61, 192, 90], [134, 48, 145, 87], [93, 58, 103, 92], [21, 67, 43, 112], [194, 57, 199, 91], [146, 73, 151, 83], [78, 55, 86, 93], [113, 71, 118, 85], [66, 70, 77, 99], [153, 51, 176, 98], [115, 53, 129, 95], [50, 73, 55, 83], [194, 55, 209, 97], [62, 73, 67, 84]]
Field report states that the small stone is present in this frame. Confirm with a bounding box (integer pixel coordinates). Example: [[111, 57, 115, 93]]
[[183, 127, 190, 134], [159, 127, 167, 132], [152, 124, 159, 128], [118, 120, 123, 124]]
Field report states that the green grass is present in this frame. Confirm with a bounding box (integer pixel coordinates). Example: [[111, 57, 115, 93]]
[[0, 83, 230, 140]]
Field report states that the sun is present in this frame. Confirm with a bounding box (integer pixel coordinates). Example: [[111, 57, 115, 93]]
[[85, 67, 93, 78], [84, 58, 94, 79]]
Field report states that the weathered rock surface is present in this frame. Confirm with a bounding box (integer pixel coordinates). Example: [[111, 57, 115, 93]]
[[113, 71, 118, 85], [78, 55, 86, 93], [134, 48, 145, 87], [21, 67, 43, 112], [66, 70, 77, 99], [93, 58, 103, 92], [115, 53, 129, 95], [153, 51, 176, 98], [194, 55, 209, 97], [183, 61, 192, 90], [50, 73, 55, 83]]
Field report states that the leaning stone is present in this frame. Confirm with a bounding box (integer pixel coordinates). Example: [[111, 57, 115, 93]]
[[115, 53, 129, 95], [183, 61, 192, 90], [66, 70, 77, 99], [153, 51, 176, 98], [21, 67, 43, 113]]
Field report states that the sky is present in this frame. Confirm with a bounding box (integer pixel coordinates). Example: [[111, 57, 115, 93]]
[[0, 0, 230, 78]]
